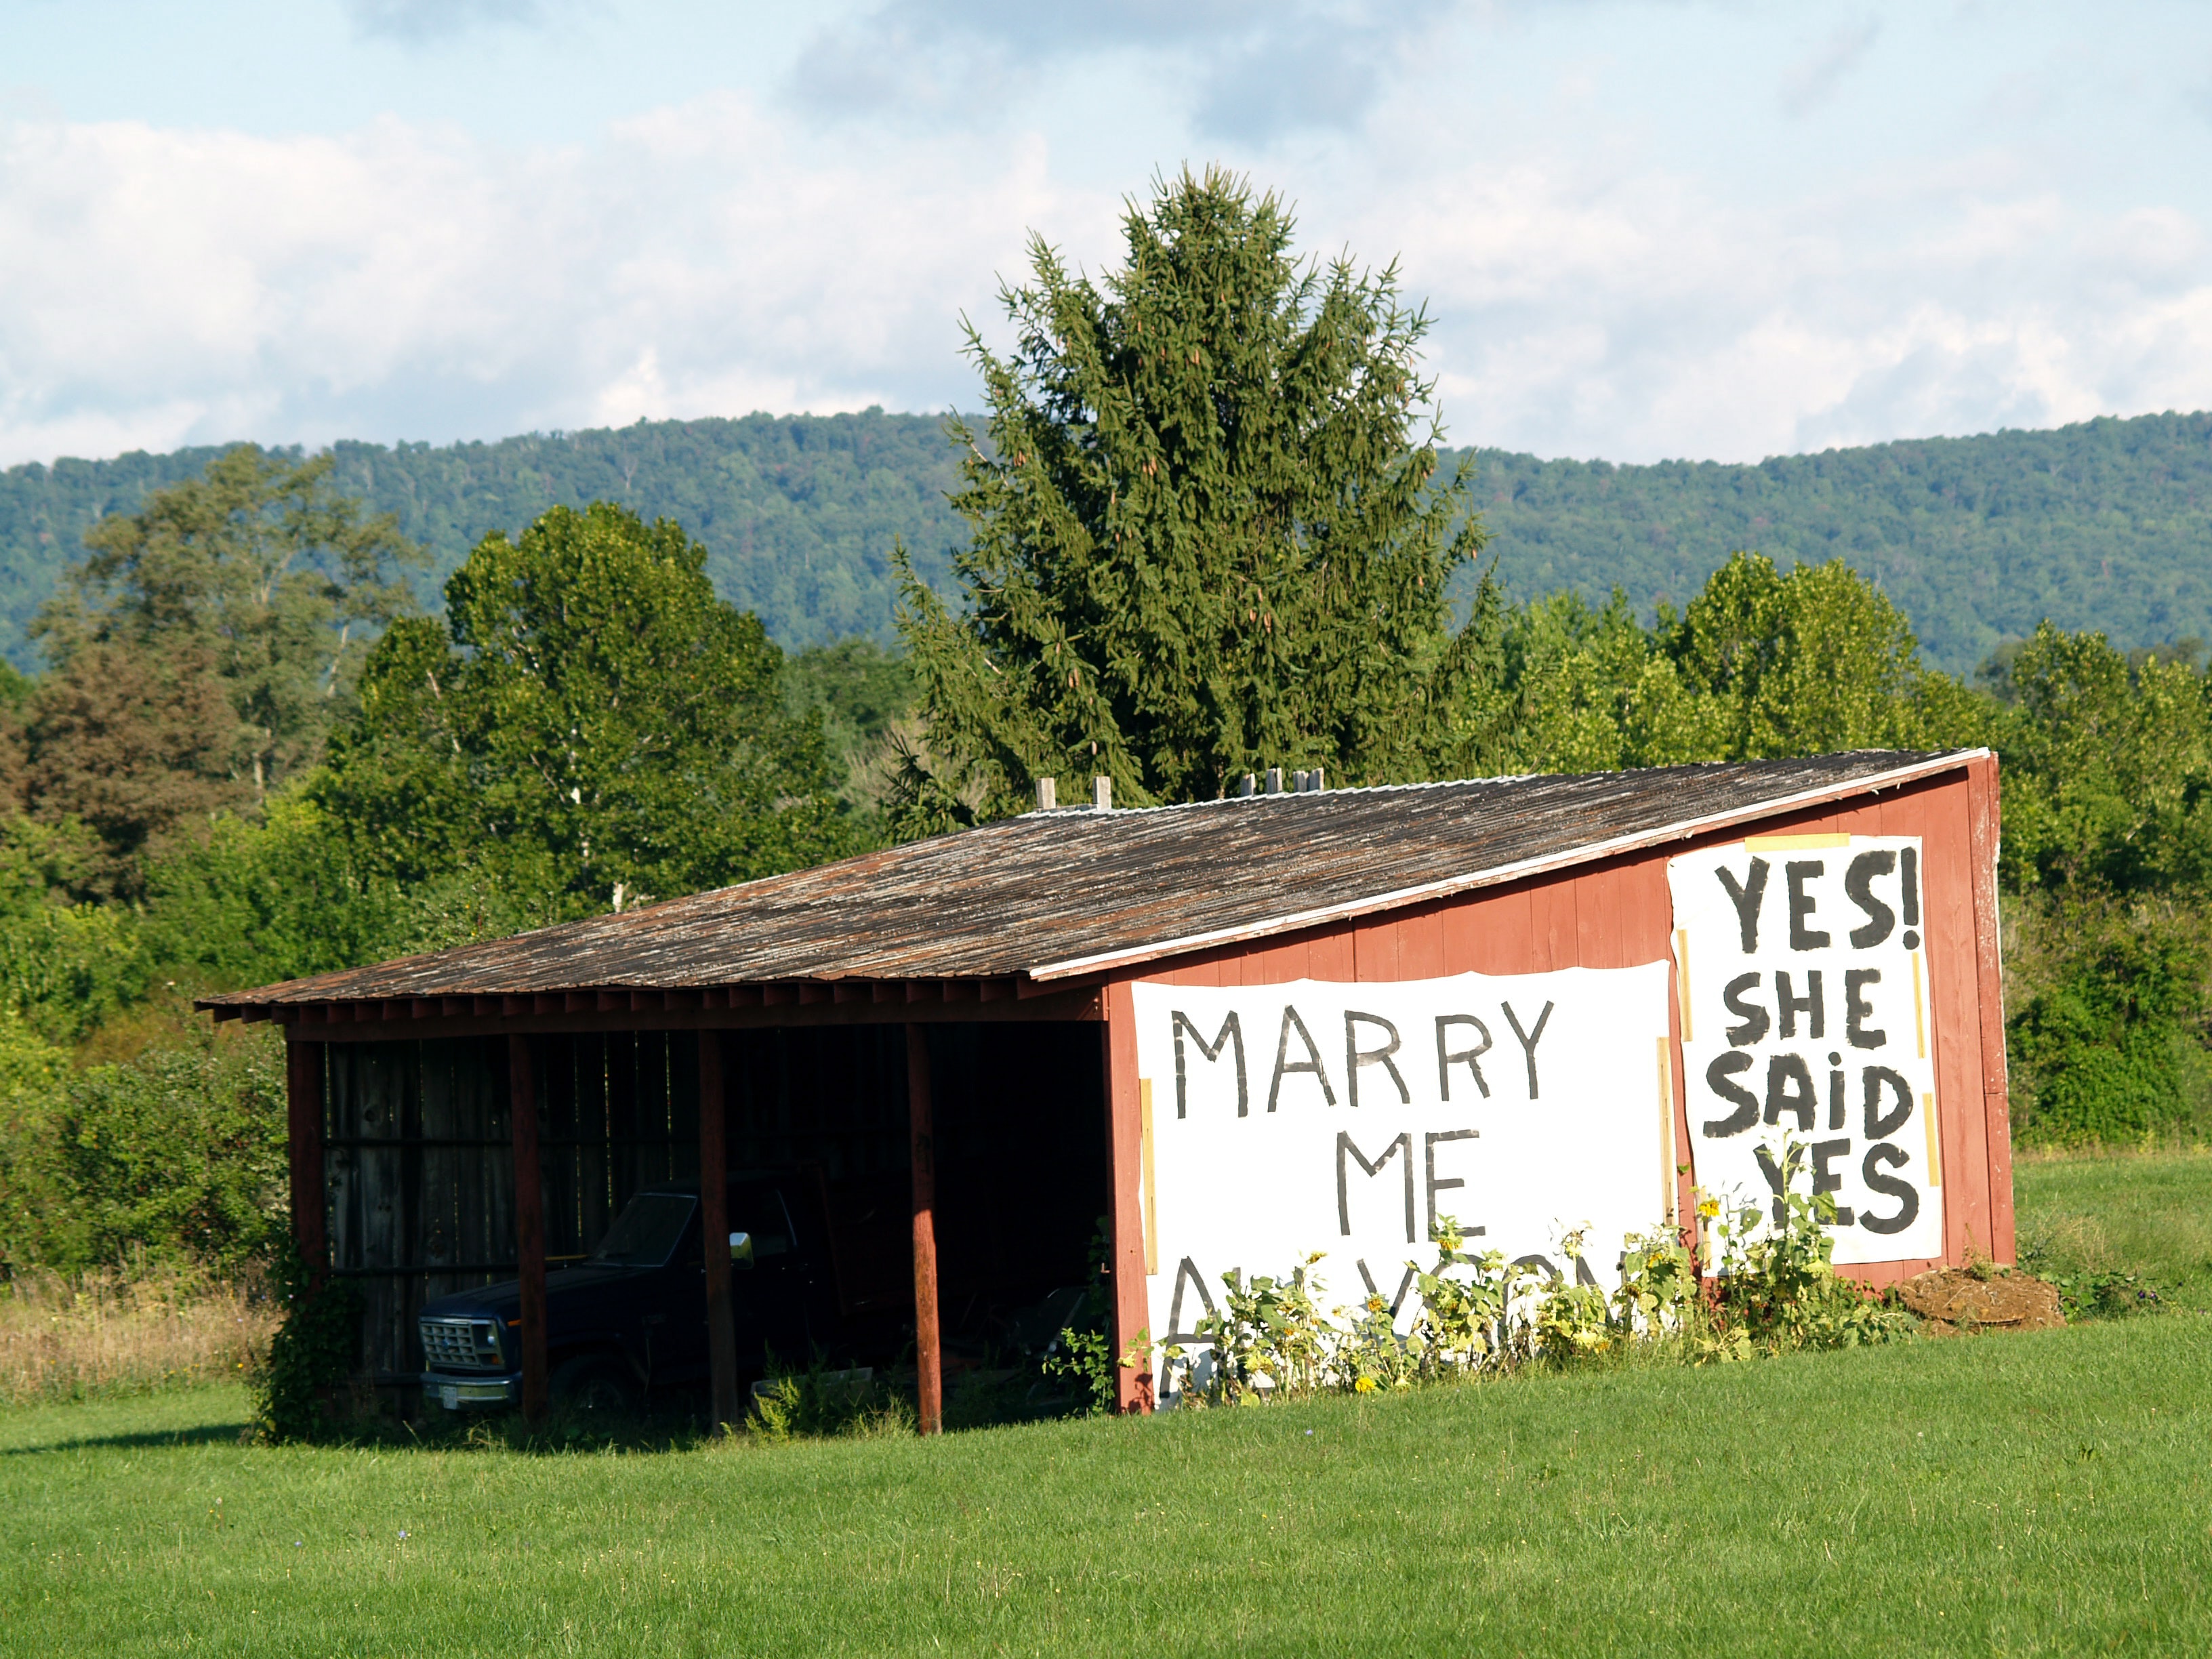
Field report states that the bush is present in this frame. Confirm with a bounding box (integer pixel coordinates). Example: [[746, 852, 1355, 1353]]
[[0, 1027, 287, 1276], [249, 1236, 361, 1443], [2007, 899, 2212, 1146]]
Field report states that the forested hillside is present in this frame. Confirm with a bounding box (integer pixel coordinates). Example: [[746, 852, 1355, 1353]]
[[5, 408, 2211, 672]]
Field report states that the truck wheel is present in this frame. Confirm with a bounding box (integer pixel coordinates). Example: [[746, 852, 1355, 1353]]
[[550, 1354, 637, 1416]]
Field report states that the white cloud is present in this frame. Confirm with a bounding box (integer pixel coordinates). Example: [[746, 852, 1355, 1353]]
[[344, 0, 572, 44], [786, 0, 1452, 140], [1779, 18, 1881, 117], [0, 100, 1114, 466], [5, 30, 2212, 474]]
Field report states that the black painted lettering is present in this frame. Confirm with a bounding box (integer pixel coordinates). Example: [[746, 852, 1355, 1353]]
[[1425, 1129, 1477, 1240], [1786, 860, 1830, 950], [1337, 1132, 1416, 1244], [1900, 846, 1919, 928], [1435, 1015, 1493, 1101], [1502, 1000, 1553, 1099], [1267, 1006, 1337, 1112], [1845, 850, 1897, 948], [1859, 1144, 1919, 1235], [1344, 1012, 1410, 1109], [1811, 1137, 1856, 1227], [1723, 972, 1770, 1046], [1717, 858, 1771, 953], [1355, 1259, 1420, 1317], [1172, 1011, 1248, 1119], [1755, 1143, 1803, 1227], [1828, 1058, 1847, 1130], [1774, 970, 1824, 1039], [1165, 1257, 1217, 1345], [1703, 1052, 1759, 1136], [1863, 1066, 1912, 1139], [1845, 969, 1885, 1051], [1764, 1052, 1818, 1130]]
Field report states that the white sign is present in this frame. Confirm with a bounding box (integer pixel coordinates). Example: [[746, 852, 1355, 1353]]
[[1670, 836, 1946, 1265], [1131, 966, 1674, 1387]]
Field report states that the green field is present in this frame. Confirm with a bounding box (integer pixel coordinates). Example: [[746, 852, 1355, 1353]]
[[2015, 1147, 2212, 1313], [7, 1151, 2211, 1656]]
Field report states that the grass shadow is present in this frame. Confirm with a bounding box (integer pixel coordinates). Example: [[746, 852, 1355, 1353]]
[[3, 1418, 250, 1456]]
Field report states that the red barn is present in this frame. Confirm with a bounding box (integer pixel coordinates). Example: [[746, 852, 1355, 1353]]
[[206, 747, 2009, 1420]]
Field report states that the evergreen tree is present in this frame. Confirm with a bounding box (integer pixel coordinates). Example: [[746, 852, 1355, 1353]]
[[893, 167, 1498, 832]]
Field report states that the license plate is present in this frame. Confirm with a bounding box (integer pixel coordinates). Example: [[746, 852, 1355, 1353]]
[[439, 1382, 505, 1409]]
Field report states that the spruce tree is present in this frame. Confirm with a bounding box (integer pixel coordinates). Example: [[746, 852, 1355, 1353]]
[[893, 168, 1498, 831]]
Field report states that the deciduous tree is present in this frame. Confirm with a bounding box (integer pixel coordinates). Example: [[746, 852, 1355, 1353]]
[[318, 502, 853, 914]]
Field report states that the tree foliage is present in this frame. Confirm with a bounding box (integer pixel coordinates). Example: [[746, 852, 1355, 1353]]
[[316, 501, 854, 914], [39, 444, 422, 802], [894, 169, 1496, 829]]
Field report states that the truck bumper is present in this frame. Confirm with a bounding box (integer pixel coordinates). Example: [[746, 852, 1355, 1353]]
[[421, 1370, 522, 1410]]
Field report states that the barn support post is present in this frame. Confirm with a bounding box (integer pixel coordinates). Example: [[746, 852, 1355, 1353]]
[[699, 1031, 739, 1432], [1103, 981, 1153, 1414], [905, 1023, 943, 1437], [285, 1040, 327, 1277], [508, 1034, 548, 1423], [1967, 753, 2016, 1263]]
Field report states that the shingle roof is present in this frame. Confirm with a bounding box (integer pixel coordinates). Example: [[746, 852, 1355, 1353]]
[[200, 748, 1980, 1008]]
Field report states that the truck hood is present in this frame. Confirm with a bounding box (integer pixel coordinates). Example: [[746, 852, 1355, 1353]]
[[418, 1262, 659, 1322]]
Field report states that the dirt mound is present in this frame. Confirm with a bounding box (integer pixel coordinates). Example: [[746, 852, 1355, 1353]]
[[1900, 1267, 2065, 1336]]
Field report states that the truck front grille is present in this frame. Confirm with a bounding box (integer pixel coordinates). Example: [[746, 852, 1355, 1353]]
[[420, 1317, 504, 1372]]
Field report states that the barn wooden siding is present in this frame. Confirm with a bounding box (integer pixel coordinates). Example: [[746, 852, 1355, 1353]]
[[325, 1033, 701, 1380], [1099, 758, 2008, 1410], [316, 1021, 1109, 1387]]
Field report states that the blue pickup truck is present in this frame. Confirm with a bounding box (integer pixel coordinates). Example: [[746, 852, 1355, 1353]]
[[416, 1173, 861, 1412]]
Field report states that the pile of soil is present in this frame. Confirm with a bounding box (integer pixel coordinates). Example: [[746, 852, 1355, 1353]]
[[1900, 1267, 2065, 1336]]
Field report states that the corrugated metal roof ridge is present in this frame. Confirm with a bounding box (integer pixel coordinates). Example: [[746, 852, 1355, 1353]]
[[1028, 746, 1985, 979], [197, 748, 1980, 1007]]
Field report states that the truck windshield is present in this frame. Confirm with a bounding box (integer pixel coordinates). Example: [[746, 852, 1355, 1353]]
[[588, 1193, 696, 1267]]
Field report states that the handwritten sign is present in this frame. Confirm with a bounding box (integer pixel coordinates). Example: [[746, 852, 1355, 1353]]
[[1130, 965, 1673, 1389], [1670, 835, 1946, 1265]]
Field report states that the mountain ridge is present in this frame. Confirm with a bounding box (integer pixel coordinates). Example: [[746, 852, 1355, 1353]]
[[5, 407, 2209, 674]]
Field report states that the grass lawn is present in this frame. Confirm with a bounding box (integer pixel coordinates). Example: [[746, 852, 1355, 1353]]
[[2015, 1146, 2212, 1311], [7, 1313, 2210, 1656]]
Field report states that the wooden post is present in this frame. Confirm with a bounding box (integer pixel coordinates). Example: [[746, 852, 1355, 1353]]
[[699, 1031, 739, 1432], [284, 1040, 327, 1278], [1103, 981, 1154, 1413], [905, 1023, 943, 1437], [1967, 753, 2016, 1263], [508, 1034, 548, 1424]]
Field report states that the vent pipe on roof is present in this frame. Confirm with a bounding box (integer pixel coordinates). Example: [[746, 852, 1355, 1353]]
[[1238, 773, 1256, 798], [1265, 766, 1284, 794], [1036, 777, 1056, 811], [1093, 775, 1112, 811]]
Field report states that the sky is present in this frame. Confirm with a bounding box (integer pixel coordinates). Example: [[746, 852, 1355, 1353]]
[[5, 0, 2211, 469]]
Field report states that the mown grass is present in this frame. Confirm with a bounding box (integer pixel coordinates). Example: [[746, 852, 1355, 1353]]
[[7, 1315, 2211, 1656], [2015, 1145, 2212, 1311]]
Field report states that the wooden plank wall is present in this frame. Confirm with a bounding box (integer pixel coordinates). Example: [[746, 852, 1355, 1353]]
[[1112, 767, 2006, 1325], [327, 1039, 513, 1382], [326, 1033, 703, 1382], [714, 1023, 1109, 1329], [537, 1033, 700, 1262]]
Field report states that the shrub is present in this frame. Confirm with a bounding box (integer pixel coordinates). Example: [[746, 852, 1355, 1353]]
[[0, 1028, 286, 1276], [249, 1236, 361, 1443]]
